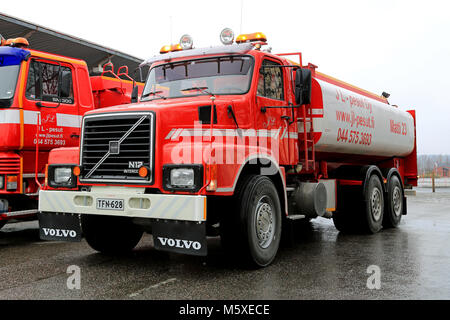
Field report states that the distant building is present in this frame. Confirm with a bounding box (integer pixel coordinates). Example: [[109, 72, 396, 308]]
[[436, 166, 450, 177]]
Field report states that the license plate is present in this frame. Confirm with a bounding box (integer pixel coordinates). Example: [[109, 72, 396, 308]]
[[96, 198, 124, 211]]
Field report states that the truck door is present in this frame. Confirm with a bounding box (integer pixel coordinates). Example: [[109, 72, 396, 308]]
[[255, 58, 291, 165], [24, 59, 80, 151]]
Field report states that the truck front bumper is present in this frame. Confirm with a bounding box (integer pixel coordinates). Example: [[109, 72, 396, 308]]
[[38, 187, 207, 222]]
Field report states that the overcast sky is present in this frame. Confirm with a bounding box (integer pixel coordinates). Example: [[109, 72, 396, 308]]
[[2, 0, 449, 155]]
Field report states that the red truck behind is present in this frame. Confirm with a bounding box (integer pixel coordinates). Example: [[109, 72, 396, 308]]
[[0, 35, 142, 229]]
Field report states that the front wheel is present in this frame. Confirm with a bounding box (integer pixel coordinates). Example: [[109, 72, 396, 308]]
[[81, 215, 143, 255], [231, 175, 282, 267]]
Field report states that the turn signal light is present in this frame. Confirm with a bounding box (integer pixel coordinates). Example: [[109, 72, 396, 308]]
[[6, 175, 18, 191], [138, 166, 149, 178], [235, 32, 267, 44], [206, 164, 217, 192], [73, 166, 81, 177]]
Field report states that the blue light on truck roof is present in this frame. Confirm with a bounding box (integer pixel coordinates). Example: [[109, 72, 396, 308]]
[[0, 47, 31, 66]]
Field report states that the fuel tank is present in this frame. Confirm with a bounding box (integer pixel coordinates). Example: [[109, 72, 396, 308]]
[[303, 76, 415, 159]]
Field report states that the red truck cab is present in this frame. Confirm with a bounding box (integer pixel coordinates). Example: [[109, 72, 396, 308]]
[[38, 30, 417, 267], [0, 37, 142, 229]]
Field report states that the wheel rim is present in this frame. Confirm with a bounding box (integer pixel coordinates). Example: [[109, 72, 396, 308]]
[[392, 186, 402, 217], [371, 188, 382, 221], [255, 195, 275, 249]]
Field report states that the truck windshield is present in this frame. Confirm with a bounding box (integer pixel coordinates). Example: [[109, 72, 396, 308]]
[[141, 55, 253, 101], [0, 64, 20, 107]]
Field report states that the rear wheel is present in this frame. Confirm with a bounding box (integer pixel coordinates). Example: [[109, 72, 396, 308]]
[[359, 174, 384, 234], [383, 175, 403, 228], [221, 175, 282, 267], [81, 215, 143, 255], [332, 186, 359, 233]]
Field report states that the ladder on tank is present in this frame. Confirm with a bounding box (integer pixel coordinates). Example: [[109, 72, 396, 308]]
[[298, 103, 316, 173]]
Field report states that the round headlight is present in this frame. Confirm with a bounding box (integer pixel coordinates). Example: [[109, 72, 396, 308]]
[[179, 34, 193, 50], [220, 28, 234, 45]]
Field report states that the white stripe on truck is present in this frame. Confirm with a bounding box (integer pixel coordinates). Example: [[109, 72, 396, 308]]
[[0, 110, 82, 127]]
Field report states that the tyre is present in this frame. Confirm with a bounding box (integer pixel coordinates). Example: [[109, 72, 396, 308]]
[[221, 175, 282, 267], [81, 215, 143, 255], [359, 174, 384, 234], [332, 186, 359, 233], [383, 175, 403, 228]]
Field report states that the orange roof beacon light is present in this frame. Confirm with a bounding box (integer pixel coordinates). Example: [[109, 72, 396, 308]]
[[235, 32, 267, 44], [171, 43, 183, 52], [160, 45, 172, 54], [160, 43, 183, 54], [220, 28, 235, 45], [179, 34, 193, 50], [4, 37, 30, 48]]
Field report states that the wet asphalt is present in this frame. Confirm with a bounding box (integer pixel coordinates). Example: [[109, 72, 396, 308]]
[[0, 188, 449, 300]]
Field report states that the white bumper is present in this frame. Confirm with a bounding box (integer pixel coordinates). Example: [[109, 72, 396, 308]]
[[38, 186, 206, 222]]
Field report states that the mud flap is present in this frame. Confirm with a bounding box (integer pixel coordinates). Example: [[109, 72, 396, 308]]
[[38, 212, 82, 242], [152, 220, 207, 256]]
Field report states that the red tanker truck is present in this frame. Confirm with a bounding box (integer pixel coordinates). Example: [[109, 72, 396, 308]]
[[38, 30, 417, 267], [0, 35, 142, 229]]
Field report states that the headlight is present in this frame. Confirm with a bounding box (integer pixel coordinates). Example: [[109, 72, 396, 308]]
[[171, 168, 194, 187], [6, 176, 18, 191], [0, 176, 4, 189], [48, 165, 77, 188], [54, 168, 72, 184], [163, 165, 203, 192]]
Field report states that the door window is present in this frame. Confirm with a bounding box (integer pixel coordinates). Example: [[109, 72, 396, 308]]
[[257, 60, 284, 100], [26, 60, 74, 104]]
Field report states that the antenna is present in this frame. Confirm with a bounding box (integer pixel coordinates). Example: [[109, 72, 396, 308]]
[[169, 16, 173, 44], [240, 0, 243, 34]]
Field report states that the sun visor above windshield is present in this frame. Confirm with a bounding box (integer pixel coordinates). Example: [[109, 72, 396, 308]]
[[0, 47, 31, 66], [140, 43, 254, 68]]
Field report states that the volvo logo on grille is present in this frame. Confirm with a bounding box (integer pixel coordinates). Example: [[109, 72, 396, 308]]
[[109, 141, 120, 154]]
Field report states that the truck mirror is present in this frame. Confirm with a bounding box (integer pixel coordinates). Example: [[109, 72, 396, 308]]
[[60, 70, 72, 98], [131, 85, 139, 103], [295, 68, 312, 105]]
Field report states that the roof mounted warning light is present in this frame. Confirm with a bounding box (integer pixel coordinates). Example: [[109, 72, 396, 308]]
[[235, 32, 267, 44], [160, 43, 183, 54], [0, 37, 29, 48]]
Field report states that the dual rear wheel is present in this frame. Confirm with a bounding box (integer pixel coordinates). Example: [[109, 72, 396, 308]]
[[333, 172, 403, 234]]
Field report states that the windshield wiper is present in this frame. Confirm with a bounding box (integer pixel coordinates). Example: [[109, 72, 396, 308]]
[[181, 86, 212, 95], [141, 90, 166, 100]]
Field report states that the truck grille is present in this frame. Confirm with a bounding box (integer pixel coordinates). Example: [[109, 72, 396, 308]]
[[0, 156, 20, 175], [79, 112, 154, 184]]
